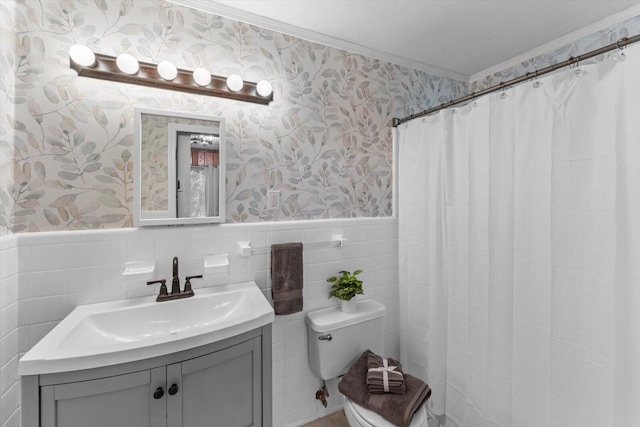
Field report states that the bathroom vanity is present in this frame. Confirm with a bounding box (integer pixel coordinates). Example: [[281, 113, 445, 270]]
[[19, 281, 274, 427]]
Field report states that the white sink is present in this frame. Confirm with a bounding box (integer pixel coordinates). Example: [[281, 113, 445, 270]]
[[19, 281, 274, 375]]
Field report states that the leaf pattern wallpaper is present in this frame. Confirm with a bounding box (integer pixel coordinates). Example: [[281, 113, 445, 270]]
[[470, 15, 640, 92], [0, 0, 466, 234], [140, 114, 171, 213], [1, 0, 637, 235]]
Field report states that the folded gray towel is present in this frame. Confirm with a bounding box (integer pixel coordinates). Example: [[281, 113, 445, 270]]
[[270, 242, 303, 315], [339, 350, 431, 427], [367, 353, 406, 394]]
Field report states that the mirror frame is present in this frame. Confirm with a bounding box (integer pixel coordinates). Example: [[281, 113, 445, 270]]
[[133, 107, 226, 226]]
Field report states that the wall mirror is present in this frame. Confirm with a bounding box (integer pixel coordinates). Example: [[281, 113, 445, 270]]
[[133, 108, 226, 226]]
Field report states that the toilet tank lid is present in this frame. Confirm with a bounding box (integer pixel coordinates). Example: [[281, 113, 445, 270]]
[[305, 299, 386, 333]]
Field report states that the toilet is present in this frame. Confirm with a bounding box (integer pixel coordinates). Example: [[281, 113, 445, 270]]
[[306, 300, 429, 427]]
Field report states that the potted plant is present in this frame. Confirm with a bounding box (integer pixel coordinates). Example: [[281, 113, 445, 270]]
[[327, 269, 364, 313]]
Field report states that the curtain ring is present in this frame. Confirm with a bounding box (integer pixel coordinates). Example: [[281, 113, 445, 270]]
[[616, 38, 627, 50], [499, 82, 508, 99], [613, 38, 627, 62], [470, 95, 478, 109]]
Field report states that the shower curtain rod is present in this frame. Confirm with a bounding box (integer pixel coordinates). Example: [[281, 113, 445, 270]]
[[393, 34, 640, 127]]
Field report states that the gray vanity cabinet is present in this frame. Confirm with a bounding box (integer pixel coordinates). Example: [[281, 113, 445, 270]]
[[167, 338, 262, 427], [25, 327, 272, 427], [40, 367, 167, 427]]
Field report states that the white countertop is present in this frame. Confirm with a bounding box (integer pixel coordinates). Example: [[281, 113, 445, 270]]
[[19, 281, 274, 376]]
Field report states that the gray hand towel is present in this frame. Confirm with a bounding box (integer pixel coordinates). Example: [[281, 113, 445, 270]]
[[271, 242, 303, 315]]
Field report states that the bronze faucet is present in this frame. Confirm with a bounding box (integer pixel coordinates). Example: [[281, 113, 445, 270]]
[[146, 257, 202, 302], [171, 256, 181, 294], [146, 279, 168, 301]]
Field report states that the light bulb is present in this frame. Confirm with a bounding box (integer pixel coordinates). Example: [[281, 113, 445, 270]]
[[226, 74, 244, 92], [157, 61, 177, 80], [256, 80, 272, 97], [193, 68, 211, 86], [116, 53, 139, 75], [69, 44, 96, 67]]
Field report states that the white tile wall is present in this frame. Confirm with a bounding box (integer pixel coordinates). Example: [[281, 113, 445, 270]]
[[0, 217, 399, 427], [0, 235, 20, 427]]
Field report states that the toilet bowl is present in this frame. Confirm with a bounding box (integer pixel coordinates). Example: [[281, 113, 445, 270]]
[[344, 397, 429, 427], [306, 300, 429, 427]]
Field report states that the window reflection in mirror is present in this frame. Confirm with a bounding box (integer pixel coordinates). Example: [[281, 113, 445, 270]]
[[134, 109, 225, 226], [174, 126, 220, 218]]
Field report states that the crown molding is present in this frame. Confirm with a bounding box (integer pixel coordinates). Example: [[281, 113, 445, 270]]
[[168, 0, 469, 83], [169, 0, 639, 85], [469, 4, 640, 83]]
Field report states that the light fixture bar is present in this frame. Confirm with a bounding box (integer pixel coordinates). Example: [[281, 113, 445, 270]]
[[70, 53, 273, 105]]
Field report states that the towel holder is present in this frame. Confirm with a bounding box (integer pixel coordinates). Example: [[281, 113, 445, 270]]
[[237, 234, 346, 257]]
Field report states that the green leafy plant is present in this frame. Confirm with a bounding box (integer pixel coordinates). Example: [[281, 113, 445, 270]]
[[327, 270, 364, 301]]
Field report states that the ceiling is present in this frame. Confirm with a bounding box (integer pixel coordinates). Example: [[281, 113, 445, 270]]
[[171, 1, 640, 82]]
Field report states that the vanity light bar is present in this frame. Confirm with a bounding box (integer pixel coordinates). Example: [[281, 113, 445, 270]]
[[69, 50, 273, 105]]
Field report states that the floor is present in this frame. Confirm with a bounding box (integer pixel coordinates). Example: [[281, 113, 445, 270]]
[[300, 410, 349, 427]]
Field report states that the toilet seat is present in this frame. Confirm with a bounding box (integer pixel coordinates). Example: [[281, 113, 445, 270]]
[[343, 396, 428, 427]]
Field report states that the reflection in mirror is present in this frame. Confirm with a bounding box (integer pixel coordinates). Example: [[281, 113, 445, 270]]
[[133, 108, 225, 226], [174, 124, 220, 218]]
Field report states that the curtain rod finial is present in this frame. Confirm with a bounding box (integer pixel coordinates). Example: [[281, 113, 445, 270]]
[[392, 118, 401, 127]]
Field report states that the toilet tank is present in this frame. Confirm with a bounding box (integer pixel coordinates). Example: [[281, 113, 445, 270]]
[[306, 299, 386, 380]]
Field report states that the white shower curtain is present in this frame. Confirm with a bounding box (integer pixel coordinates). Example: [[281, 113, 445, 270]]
[[398, 44, 640, 427]]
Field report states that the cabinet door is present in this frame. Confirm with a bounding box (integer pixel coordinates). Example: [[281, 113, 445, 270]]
[[40, 367, 167, 427], [167, 337, 262, 427]]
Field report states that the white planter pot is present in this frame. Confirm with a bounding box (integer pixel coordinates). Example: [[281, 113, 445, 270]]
[[340, 299, 356, 313]]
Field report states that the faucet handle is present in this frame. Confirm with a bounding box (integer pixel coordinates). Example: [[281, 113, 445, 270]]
[[183, 275, 202, 296], [147, 279, 168, 300]]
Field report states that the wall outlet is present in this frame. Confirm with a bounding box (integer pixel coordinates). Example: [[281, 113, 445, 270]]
[[268, 190, 280, 209]]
